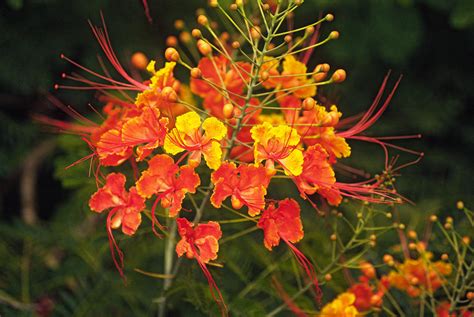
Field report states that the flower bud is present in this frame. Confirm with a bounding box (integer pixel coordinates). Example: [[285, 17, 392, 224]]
[[330, 234, 337, 241], [441, 253, 449, 260], [251, 26, 261, 40], [430, 215, 438, 222], [165, 47, 180, 62], [360, 261, 376, 279], [131, 52, 149, 70], [197, 15, 208, 26], [174, 19, 185, 30], [223, 103, 234, 119], [209, 0, 218, 7], [383, 254, 393, 263], [260, 71, 269, 82], [456, 200, 464, 209], [408, 230, 417, 239], [331, 69, 346, 83], [284, 35, 292, 43], [232, 41, 240, 49], [179, 32, 192, 43], [324, 273, 332, 281], [166, 36, 178, 47], [326, 14, 334, 22], [329, 31, 339, 39], [302, 97, 316, 110], [190, 67, 202, 79], [161, 87, 178, 103], [231, 196, 243, 209], [305, 26, 315, 35], [192, 28, 202, 38], [197, 39, 212, 55]]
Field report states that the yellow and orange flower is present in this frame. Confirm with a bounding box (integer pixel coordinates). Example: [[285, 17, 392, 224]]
[[251, 122, 303, 176], [164, 111, 227, 170], [297, 105, 351, 159], [211, 162, 273, 216], [319, 292, 360, 317], [136, 154, 200, 217]]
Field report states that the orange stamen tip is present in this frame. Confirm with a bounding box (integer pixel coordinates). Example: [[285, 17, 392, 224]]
[[302, 97, 316, 110], [223, 103, 234, 119], [331, 69, 346, 83], [166, 36, 178, 47], [326, 13, 334, 22], [284, 35, 292, 43], [329, 31, 340, 39], [190, 67, 202, 79], [192, 28, 202, 38], [197, 15, 208, 26], [131, 52, 149, 70], [197, 39, 212, 55], [165, 47, 180, 62]]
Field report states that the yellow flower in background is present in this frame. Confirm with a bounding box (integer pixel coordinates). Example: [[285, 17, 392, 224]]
[[320, 292, 360, 317]]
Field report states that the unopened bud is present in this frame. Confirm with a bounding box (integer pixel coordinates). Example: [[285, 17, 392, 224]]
[[131, 52, 149, 70], [191, 29, 202, 38], [331, 69, 346, 83], [230, 3, 238, 10], [329, 31, 339, 39], [235, 0, 243, 7], [456, 200, 464, 210], [383, 254, 393, 264], [430, 215, 438, 222], [408, 242, 417, 250], [441, 253, 449, 261], [232, 41, 240, 49], [223, 103, 234, 119], [166, 36, 178, 47], [330, 234, 337, 241], [209, 0, 218, 7], [190, 68, 202, 79], [231, 196, 243, 209], [326, 14, 334, 22], [305, 26, 315, 35], [262, 3, 270, 10], [165, 47, 180, 62], [408, 230, 417, 239], [179, 32, 192, 43], [251, 26, 261, 40], [174, 19, 185, 30], [284, 35, 292, 43], [462, 236, 470, 245], [161, 86, 178, 103], [302, 97, 316, 110], [197, 39, 212, 55], [197, 15, 208, 26]]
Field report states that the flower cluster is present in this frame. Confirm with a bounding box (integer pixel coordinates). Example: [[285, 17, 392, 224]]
[[44, 1, 423, 315]]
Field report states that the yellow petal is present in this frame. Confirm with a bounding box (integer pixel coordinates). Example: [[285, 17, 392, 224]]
[[146, 60, 156, 74], [279, 148, 303, 176], [250, 122, 272, 144], [175, 111, 201, 136], [283, 55, 307, 75], [163, 134, 185, 155], [272, 125, 300, 146], [203, 140, 223, 170], [202, 117, 227, 140]]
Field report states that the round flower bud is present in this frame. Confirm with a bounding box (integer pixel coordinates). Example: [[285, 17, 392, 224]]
[[330, 234, 337, 241], [324, 274, 332, 281], [179, 32, 192, 43], [190, 68, 202, 79], [456, 200, 464, 210], [161, 87, 178, 103], [197, 15, 208, 26], [209, 0, 218, 7], [302, 97, 316, 110], [284, 35, 292, 43], [232, 41, 240, 49], [192, 29, 202, 38], [197, 39, 212, 55], [174, 19, 185, 30], [251, 26, 261, 40], [326, 14, 334, 22], [383, 254, 393, 263], [329, 31, 339, 39], [408, 230, 417, 239], [231, 195, 243, 209], [260, 71, 269, 82], [430, 215, 438, 222], [305, 26, 315, 35], [331, 69, 347, 83], [223, 103, 234, 119], [441, 253, 449, 261], [166, 36, 178, 47], [165, 47, 180, 62], [131, 52, 149, 70]]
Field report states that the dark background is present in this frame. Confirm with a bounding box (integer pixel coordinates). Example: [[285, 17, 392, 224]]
[[0, 0, 473, 315]]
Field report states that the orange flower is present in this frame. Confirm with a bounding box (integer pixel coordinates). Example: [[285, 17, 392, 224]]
[[348, 276, 388, 312], [89, 172, 145, 277], [210, 162, 273, 216], [121, 106, 169, 161], [191, 55, 251, 119], [258, 199, 321, 301], [295, 144, 342, 206], [164, 111, 227, 170], [251, 122, 303, 176], [436, 301, 473, 317], [388, 254, 452, 297], [136, 154, 200, 217], [175, 217, 227, 316]]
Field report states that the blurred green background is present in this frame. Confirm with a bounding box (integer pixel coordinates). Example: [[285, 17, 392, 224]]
[[0, 0, 473, 316]]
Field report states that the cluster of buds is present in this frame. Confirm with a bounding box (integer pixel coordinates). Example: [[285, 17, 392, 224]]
[[41, 1, 423, 315]]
